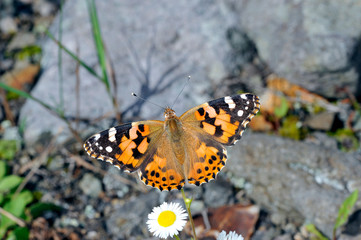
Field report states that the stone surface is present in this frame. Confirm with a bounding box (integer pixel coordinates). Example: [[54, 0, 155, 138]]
[[78, 173, 102, 198], [19, 0, 361, 143], [7, 32, 36, 51], [0, 16, 17, 34], [304, 112, 335, 131], [103, 167, 130, 198], [237, 0, 361, 98], [204, 177, 234, 207], [105, 190, 159, 239], [20, 0, 243, 144], [227, 133, 361, 238]]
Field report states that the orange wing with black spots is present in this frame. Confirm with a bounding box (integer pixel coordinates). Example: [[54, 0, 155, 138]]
[[180, 93, 260, 146], [84, 121, 163, 172], [84, 93, 260, 191], [138, 133, 186, 191]]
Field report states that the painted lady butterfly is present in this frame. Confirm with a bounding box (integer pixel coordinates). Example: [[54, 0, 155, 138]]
[[84, 94, 260, 191]]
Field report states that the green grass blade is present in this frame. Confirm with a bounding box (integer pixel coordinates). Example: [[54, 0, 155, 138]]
[[305, 224, 328, 240], [0, 82, 56, 113], [57, 0, 65, 113], [86, 0, 110, 92], [334, 190, 358, 230], [46, 30, 103, 81]]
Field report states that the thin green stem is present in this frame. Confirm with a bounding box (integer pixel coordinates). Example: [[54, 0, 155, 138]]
[[46, 30, 103, 81], [174, 235, 181, 240], [181, 188, 197, 240], [57, 0, 64, 114]]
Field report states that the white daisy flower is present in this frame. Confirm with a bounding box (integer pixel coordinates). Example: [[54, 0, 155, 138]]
[[217, 230, 244, 240], [147, 202, 188, 239]]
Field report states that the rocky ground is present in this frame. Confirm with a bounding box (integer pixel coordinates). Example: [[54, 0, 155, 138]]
[[1, 0, 361, 240]]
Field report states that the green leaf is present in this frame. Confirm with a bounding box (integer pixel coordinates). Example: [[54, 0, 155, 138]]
[[0, 175, 23, 193], [274, 96, 289, 118], [0, 161, 7, 179], [15, 45, 42, 60], [0, 140, 18, 161], [29, 202, 62, 218], [7, 227, 29, 240], [0, 191, 33, 237], [305, 224, 328, 240], [279, 116, 306, 140], [334, 190, 358, 230]]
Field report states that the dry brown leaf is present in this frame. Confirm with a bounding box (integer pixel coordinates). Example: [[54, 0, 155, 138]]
[[267, 74, 328, 104], [185, 204, 260, 240], [249, 114, 273, 131], [2, 64, 40, 90]]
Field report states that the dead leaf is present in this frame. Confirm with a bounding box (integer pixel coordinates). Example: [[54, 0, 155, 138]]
[[249, 115, 273, 131], [2, 64, 40, 90], [267, 74, 328, 104], [185, 204, 260, 240]]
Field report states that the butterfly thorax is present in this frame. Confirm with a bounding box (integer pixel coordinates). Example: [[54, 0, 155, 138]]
[[164, 107, 182, 139], [164, 107, 185, 163]]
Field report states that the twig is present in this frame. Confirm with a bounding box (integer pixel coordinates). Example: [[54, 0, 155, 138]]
[[0, 207, 26, 227], [68, 152, 147, 192], [201, 209, 211, 230], [0, 88, 15, 125], [15, 137, 56, 195]]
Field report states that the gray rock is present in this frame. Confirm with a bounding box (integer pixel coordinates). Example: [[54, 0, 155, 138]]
[[204, 177, 233, 207], [305, 112, 335, 131], [79, 173, 102, 198], [306, 132, 338, 150], [0, 16, 17, 34], [7, 32, 36, 51], [33, 0, 56, 17], [19, 0, 361, 143], [19, 0, 241, 144], [273, 234, 292, 240], [189, 200, 205, 216], [227, 133, 361, 238], [237, 0, 361, 98], [340, 234, 361, 240], [105, 190, 159, 239], [103, 167, 130, 198]]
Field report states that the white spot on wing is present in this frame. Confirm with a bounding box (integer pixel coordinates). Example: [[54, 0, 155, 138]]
[[106, 146, 113, 152], [237, 110, 244, 116], [93, 134, 100, 141], [241, 94, 248, 100], [224, 96, 236, 109], [108, 127, 117, 142]]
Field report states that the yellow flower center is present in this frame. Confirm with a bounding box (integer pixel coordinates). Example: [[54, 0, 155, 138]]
[[158, 210, 176, 227]]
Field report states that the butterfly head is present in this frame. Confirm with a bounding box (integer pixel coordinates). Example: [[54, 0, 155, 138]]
[[164, 107, 176, 120]]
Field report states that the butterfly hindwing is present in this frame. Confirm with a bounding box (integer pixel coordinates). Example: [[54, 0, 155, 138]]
[[180, 93, 260, 146], [84, 93, 260, 191], [138, 134, 186, 191], [83, 121, 163, 172]]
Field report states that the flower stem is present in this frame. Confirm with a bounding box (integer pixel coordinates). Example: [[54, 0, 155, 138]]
[[174, 235, 181, 240], [181, 188, 197, 240]]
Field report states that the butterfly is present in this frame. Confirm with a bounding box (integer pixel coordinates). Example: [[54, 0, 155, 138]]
[[84, 94, 260, 191]]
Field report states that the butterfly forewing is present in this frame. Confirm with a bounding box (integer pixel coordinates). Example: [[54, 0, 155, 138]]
[[83, 93, 260, 191], [180, 93, 260, 145], [84, 121, 163, 172]]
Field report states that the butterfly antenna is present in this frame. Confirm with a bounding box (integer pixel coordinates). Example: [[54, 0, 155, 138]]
[[131, 93, 166, 110], [171, 76, 191, 108]]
